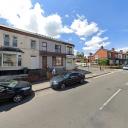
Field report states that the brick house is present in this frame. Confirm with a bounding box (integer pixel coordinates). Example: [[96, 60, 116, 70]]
[[91, 46, 128, 65]]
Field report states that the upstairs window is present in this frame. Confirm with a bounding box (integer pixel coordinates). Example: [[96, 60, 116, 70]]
[[31, 40, 36, 49], [55, 45, 61, 53], [42, 42, 47, 51], [67, 46, 72, 54], [12, 36, 18, 47], [4, 34, 10, 46]]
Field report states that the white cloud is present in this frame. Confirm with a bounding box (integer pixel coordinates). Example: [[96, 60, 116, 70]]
[[0, 0, 110, 51], [70, 18, 99, 37], [65, 14, 69, 18], [83, 35, 110, 56], [117, 47, 128, 53], [74, 49, 78, 56], [0, 0, 71, 38], [96, 29, 106, 36], [80, 37, 86, 41]]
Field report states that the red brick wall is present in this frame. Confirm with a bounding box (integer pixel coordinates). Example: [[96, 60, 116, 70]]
[[95, 49, 108, 59]]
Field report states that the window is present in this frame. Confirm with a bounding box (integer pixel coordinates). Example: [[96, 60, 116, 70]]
[[3, 34, 10, 46], [67, 46, 72, 54], [3, 54, 17, 66], [12, 36, 18, 47], [55, 45, 61, 53], [108, 52, 111, 58], [42, 42, 47, 51], [18, 55, 22, 66], [0, 54, 2, 66], [52, 57, 63, 66], [31, 40, 36, 49]]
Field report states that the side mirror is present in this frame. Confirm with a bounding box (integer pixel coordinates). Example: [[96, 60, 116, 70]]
[[0, 87, 6, 93]]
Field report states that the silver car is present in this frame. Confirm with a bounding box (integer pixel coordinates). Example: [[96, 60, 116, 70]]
[[123, 65, 128, 70]]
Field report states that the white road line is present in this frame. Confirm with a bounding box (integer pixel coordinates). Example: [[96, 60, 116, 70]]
[[94, 70, 122, 79], [99, 89, 122, 110]]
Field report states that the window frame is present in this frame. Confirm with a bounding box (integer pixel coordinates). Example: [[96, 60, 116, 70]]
[[3, 53, 17, 67], [55, 45, 61, 53], [52, 56, 63, 66], [67, 46, 73, 54], [12, 36, 18, 47], [3, 34, 10, 46], [31, 40, 36, 49], [42, 42, 47, 51]]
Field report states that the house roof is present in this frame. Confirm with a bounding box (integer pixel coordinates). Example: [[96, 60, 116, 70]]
[[0, 24, 74, 46], [0, 46, 24, 53]]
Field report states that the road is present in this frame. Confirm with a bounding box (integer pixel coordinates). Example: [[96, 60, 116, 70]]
[[0, 70, 128, 128]]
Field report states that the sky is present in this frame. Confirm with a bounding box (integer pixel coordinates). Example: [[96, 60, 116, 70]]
[[0, 0, 128, 56]]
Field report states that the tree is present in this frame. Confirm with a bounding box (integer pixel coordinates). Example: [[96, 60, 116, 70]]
[[76, 52, 84, 58], [98, 59, 109, 66]]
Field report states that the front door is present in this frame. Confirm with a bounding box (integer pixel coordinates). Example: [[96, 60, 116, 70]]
[[42, 56, 47, 69]]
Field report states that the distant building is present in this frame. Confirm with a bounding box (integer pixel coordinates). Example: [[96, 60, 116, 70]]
[[89, 46, 128, 65]]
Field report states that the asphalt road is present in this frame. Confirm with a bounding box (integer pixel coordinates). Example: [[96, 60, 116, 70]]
[[0, 70, 128, 128]]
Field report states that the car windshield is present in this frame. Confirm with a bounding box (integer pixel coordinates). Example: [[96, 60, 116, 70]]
[[63, 73, 70, 79], [0, 80, 18, 88]]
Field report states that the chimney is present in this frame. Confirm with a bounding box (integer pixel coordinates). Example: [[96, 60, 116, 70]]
[[89, 53, 93, 56], [112, 48, 115, 51], [101, 46, 104, 49], [120, 50, 123, 53]]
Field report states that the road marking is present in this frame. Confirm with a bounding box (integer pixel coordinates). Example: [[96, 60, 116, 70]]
[[94, 70, 122, 79], [99, 89, 122, 110]]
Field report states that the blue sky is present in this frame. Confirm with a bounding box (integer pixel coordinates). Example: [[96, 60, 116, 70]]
[[0, 0, 128, 55]]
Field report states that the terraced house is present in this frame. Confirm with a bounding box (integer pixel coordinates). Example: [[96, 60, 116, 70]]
[[0, 25, 75, 75], [89, 46, 128, 65]]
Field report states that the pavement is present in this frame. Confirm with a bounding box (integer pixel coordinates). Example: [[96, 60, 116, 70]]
[[32, 67, 117, 92], [0, 69, 128, 128]]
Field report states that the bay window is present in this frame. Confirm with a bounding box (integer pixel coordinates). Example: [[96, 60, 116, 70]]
[[0, 53, 22, 67], [3, 54, 17, 66]]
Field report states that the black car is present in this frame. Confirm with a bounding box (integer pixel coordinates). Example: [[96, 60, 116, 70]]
[[50, 72, 85, 90], [0, 80, 32, 103]]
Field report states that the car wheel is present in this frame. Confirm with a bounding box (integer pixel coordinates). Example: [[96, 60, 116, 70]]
[[80, 79, 84, 84], [60, 83, 66, 89], [13, 95, 23, 103]]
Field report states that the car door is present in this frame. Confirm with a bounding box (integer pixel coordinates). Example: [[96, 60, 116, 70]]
[[0, 86, 7, 100], [0, 86, 14, 100], [69, 73, 79, 84]]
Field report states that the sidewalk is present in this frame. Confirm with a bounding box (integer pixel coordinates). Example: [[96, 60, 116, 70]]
[[32, 67, 117, 92]]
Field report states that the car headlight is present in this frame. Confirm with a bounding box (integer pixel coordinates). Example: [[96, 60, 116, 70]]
[[53, 81, 58, 85], [21, 87, 31, 91]]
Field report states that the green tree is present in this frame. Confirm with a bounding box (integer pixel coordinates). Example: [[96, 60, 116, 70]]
[[98, 59, 109, 65], [76, 52, 84, 58]]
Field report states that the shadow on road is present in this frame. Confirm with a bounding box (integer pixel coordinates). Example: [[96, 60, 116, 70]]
[[54, 81, 89, 92], [0, 91, 35, 112]]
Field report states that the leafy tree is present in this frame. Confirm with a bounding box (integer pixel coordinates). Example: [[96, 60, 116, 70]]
[[98, 59, 109, 65], [76, 52, 84, 58]]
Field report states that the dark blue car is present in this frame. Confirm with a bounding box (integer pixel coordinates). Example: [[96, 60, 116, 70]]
[[0, 80, 32, 103], [50, 72, 85, 90]]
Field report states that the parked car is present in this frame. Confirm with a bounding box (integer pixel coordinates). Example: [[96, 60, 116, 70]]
[[123, 65, 128, 70], [50, 72, 85, 90], [0, 80, 32, 103]]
